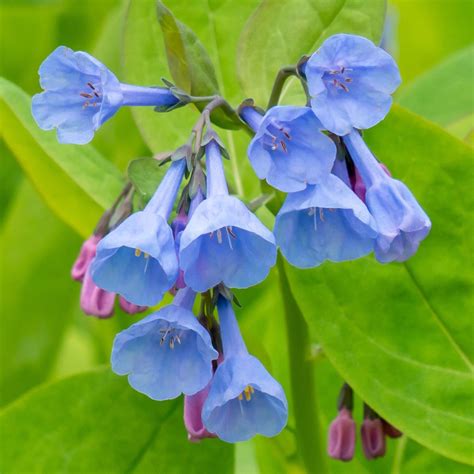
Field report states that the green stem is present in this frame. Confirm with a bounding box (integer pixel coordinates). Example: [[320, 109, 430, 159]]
[[277, 256, 328, 474], [267, 66, 298, 109]]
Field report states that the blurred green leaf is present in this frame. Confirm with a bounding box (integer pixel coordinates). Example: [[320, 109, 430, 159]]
[[237, 0, 386, 105], [398, 45, 474, 130], [0, 180, 80, 406], [128, 157, 166, 201], [0, 368, 234, 473], [0, 77, 124, 237], [284, 105, 474, 464]]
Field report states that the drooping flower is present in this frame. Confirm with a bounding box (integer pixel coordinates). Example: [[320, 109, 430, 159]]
[[91, 160, 185, 306], [118, 297, 147, 315], [32, 46, 180, 144], [179, 141, 277, 292], [361, 417, 386, 460], [351, 163, 391, 202], [343, 130, 431, 263], [274, 158, 377, 268], [202, 297, 288, 443], [111, 287, 218, 401], [304, 34, 401, 136], [80, 269, 116, 318], [184, 383, 217, 443], [327, 408, 356, 462], [241, 105, 336, 192], [71, 234, 101, 282]]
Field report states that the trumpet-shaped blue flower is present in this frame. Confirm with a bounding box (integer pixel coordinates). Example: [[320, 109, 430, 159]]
[[202, 297, 288, 443], [241, 106, 336, 192], [91, 160, 185, 306], [179, 141, 277, 292], [274, 159, 377, 268], [304, 34, 401, 136], [343, 130, 431, 262], [32, 46, 180, 144], [112, 288, 218, 400]]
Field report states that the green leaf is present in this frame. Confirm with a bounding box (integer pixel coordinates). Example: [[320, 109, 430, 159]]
[[237, 0, 386, 105], [0, 77, 124, 237], [128, 157, 166, 202], [398, 45, 474, 129], [284, 105, 474, 464], [0, 368, 234, 473], [0, 180, 80, 406]]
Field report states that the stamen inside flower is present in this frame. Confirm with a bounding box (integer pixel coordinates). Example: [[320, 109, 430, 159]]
[[238, 385, 255, 401], [209, 227, 237, 249], [325, 67, 353, 92], [81, 82, 102, 108], [159, 326, 182, 349], [262, 120, 292, 153]]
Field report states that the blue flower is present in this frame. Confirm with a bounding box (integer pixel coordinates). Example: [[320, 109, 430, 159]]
[[91, 160, 185, 306], [343, 130, 431, 262], [112, 288, 218, 400], [241, 105, 336, 192], [202, 297, 288, 443], [304, 34, 401, 136], [32, 46, 179, 144], [274, 157, 377, 268], [179, 141, 277, 292]]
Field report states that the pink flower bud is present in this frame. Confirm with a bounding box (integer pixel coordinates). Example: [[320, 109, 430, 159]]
[[361, 418, 386, 460], [352, 163, 391, 202], [118, 296, 147, 314], [71, 235, 101, 282], [382, 419, 403, 438], [327, 408, 356, 461], [80, 270, 115, 318], [184, 384, 216, 443]]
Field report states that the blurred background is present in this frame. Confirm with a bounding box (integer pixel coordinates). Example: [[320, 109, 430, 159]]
[[1, 0, 472, 473]]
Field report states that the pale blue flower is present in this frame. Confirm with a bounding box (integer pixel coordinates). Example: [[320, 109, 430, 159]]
[[91, 160, 185, 306], [112, 288, 218, 400], [179, 141, 277, 292], [202, 297, 288, 442], [32, 46, 179, 144], [241, 105, 336, 192], [304, 34, 401, 135], [343, 130, 431, 262]]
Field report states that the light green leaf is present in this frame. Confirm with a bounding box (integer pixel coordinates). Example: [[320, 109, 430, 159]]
[[128, 157, 166, 201], [0, 368, 234, 473], [0, 77, 124, 237], [237, 0, 386, 105], [398, 45, 474, 130], [0, 180, 80, 406], [284, 105, 474, 464]]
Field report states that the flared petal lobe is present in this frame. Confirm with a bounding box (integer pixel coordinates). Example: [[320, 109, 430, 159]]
[[243, 106, 336, 192], [71, 234, 101, 282], [305, 34, 401, 135]]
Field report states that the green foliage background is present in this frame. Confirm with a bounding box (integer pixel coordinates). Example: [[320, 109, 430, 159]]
[[0, 0, 473, 473]]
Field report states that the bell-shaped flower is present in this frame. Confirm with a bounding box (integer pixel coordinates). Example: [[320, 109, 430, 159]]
[[80, 269, 116, 318], [241, 105, 336, 192], [343, 130, 431, 263], [119, 297, 147, 315], [327, 408, 356, 462], [304, 34, 401, 136], [111, 287, 218, 400], [91, 160, 185, 306], [274, 158, 377, 268], [179, 141, 277, 292], [202, 297, 288, 443], [32, 46, 180, 144], [361, 417, 386, 460], [71, 234, 101, 282]]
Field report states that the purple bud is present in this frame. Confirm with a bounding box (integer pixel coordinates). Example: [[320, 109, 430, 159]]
[[80, 270, 115, 318], [351, 163, 391, 202], [118, 296, 147, 315], [382, 419, 403, 438], [184, 384, 217, 442], [71, 235, 101, 282], [327, 408, 356, 462], [361, 418, 386, 460], [171, 209, 189, 239]]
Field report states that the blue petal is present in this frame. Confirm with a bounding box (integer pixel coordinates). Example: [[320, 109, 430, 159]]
[[275, 174, 377, 268], [202, 355, 288, 443], [112, 305, 218, 400], [179, 196, 277, 292]]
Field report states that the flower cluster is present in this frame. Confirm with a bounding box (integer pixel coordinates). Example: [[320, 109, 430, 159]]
[[34, 33, 428, 452], [327, 384, 402, 462]]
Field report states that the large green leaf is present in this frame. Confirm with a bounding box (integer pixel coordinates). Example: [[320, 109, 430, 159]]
[[0, 180, 80, 406], [0, 368, 234, 473], [237, 0, 386, 105], [398, 45, 474, 130], [284, 105, 474, 465], [0, 78, 124, 237]]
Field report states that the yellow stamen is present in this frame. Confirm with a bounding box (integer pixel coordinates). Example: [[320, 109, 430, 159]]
[[144, 252, 150, 259], [135, 248, 141, 257], [238, 393, 243, 401]]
